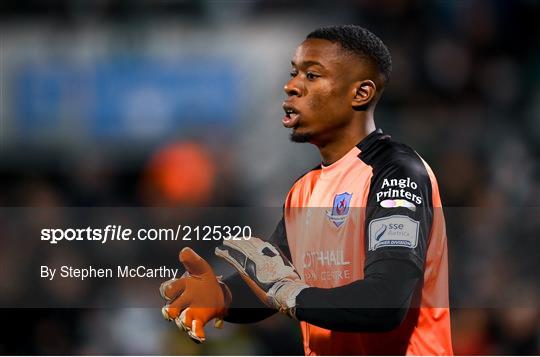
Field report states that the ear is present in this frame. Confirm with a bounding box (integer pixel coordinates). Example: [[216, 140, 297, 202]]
[[351, 80, 377, 110]]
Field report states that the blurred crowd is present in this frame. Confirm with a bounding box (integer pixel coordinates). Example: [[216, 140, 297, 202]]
[[1, 0, 539, 355]]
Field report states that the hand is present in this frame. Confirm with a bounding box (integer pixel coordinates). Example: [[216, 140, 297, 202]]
[[215, 237, 308, 318], [160, 247, 231, 343]]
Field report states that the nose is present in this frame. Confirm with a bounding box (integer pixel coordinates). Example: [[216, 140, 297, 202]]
[[284, 77, 302, 97]]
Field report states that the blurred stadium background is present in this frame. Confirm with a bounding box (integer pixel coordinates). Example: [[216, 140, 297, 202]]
[[1, 0, 539, 354]]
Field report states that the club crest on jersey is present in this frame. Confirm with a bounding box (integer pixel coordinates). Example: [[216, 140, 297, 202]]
[[327, 192, 352, 227]]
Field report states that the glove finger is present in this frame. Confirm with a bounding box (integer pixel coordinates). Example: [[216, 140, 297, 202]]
[[164, 293, 190, 319], [222, 238, 287, 264], [175, 308, 190, 331], [179, 247, 212, 276], [162, 306, 174, 321], [188, 319, 206, 343], [216, 239, 298, 284], [215, 245, 247, 272], [219, 238, 257, 260], [216, 237, 277, 271], [160, 278, 186, 301], [176, 309, 205, 344], [162, 305, 183, 321], [221, 236, 273, 255]]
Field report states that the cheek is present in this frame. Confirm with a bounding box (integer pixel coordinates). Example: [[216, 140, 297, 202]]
[[310, 81, 349, 107], [306, 86, 349, 116], [306, 86, 336, 111], [306, 95, 322, 112]]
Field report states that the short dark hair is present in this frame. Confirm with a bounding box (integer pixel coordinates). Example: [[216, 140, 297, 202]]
[[306, 25, 392, 85]]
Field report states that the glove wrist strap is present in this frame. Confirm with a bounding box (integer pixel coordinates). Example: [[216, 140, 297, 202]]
[[267, 281, 309, 320]]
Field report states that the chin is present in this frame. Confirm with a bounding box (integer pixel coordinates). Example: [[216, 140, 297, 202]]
[[290, 130, 312, 143]]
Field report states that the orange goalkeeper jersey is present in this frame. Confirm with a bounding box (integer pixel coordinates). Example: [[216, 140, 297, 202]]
[[276, 129, 453, 355]]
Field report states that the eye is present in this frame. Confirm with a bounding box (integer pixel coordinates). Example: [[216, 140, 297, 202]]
[[306, 72, 319, 80], [289, 70, 298, 78]]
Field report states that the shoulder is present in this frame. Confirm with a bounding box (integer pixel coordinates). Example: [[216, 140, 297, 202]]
[[357, 132, 434, 208], [358, 132, 430, 183]]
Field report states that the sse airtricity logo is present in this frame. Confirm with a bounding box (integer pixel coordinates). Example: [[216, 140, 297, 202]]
[[368, 215, 419, 251], [326, 192, 352, 227], [374, 224, 387, 241]]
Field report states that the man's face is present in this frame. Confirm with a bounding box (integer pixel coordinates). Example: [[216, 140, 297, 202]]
[[282, 39, 363, 144]]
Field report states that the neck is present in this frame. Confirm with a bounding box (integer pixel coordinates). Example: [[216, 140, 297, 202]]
[[318, 115, 376, 165]]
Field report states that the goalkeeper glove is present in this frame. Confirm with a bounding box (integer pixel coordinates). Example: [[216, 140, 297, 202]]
[[160, 247, 232, 343], [215, 237, 308, 319]]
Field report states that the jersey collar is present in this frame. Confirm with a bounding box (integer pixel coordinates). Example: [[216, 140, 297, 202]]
[[356, 128, 385, 152], [319, 129, 386, 178], [320, 144, 362, 178]]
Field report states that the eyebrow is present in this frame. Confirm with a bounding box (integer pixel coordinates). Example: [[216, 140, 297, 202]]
[[291, 60, 326, 69]]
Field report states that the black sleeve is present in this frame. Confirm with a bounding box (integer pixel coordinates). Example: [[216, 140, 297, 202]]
[[223, 217, 290, 323], [295, 258, 420, 332], [267, 216, 292, 260], [363, 153, 433, 271], [222, 273, 275, 323]]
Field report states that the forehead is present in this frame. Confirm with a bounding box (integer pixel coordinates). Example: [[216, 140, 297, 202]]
[[292, 39, 350, 68]]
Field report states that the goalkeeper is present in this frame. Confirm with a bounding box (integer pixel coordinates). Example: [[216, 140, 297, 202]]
[[160, 25, 453, 355]]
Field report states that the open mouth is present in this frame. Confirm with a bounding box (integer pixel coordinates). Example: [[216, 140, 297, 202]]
[[282, 105, 300, 128]]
